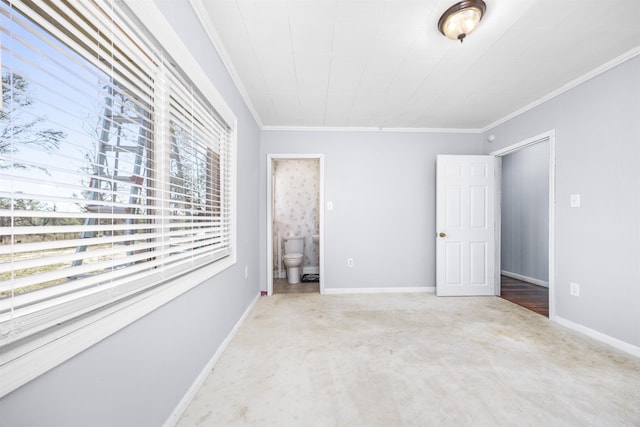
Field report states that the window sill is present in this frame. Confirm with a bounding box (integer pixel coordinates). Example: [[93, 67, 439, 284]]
[[0, 257, 235, 398]]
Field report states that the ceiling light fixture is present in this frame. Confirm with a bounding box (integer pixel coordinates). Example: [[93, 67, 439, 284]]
[[438, 0, 486, 43]]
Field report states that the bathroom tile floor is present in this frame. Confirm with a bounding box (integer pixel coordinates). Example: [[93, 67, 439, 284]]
[[273, 278, 319, 294]]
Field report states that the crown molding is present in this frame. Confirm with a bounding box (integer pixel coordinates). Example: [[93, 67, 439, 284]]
[[261, 126, 482, 134], [189, 0, 264, 129], [187, 3, 640, 135], [482, 46, 640, 133]]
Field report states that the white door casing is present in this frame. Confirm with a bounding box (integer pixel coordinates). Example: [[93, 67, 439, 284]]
[[490, 130, 556, 318], [436, 155, 496, 296], [266, 154, 325, 296]]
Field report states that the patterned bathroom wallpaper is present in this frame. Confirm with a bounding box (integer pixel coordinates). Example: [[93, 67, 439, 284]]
[[273, 159, 319, 272]]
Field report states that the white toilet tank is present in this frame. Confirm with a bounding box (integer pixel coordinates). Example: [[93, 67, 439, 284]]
[[283, 236, 304, 254]]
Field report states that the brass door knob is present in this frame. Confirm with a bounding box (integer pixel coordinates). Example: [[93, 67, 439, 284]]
[[439, 232, 447, 238]]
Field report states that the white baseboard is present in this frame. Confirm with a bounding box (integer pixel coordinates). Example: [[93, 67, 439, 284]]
[[162, 292, 261, 427], [554, 315, 640, 358], [501, 270, 548, 288], [323, 286, 435, 295]]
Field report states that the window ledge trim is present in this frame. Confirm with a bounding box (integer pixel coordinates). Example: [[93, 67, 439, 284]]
[[0, 257, 235, 398]]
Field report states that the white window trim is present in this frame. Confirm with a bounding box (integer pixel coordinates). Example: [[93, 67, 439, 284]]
[[0, 1, 237, 398]]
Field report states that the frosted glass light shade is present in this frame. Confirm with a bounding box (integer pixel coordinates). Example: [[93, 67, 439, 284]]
[[438, 0, 486, 42]]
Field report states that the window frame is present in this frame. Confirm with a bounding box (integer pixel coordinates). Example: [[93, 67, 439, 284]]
[[0, 0, 237, 398]]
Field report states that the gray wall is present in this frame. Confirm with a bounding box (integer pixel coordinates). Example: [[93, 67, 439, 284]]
[[501, 142, 549, 283], [0, 2, 261, 426], [260, 131, 482, 291], [484, 54, 640, 348]]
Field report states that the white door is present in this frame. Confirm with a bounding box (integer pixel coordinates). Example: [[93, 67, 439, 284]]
[[436, 155, 496, 296]]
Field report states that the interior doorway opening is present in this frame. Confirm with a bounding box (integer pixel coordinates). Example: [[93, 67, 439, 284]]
[[266, 154, 325, 296], [491, 130, 555, 318]]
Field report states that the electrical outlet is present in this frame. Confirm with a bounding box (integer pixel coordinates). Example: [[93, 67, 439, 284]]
[[570, 282, 580, 296], [347, 258, 354, 267]]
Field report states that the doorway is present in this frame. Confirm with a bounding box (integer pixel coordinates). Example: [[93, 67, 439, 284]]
[[266, 154, 325, 296], [491, 130, 555, 318]]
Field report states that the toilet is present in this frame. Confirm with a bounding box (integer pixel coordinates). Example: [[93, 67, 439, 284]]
[[282, 236, 304, 284]]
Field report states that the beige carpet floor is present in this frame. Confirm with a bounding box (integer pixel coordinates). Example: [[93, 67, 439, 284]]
[[177, 293, 640, 426]]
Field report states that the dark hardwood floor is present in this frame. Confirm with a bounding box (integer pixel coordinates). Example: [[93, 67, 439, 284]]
[[500, 275, 549, 317]]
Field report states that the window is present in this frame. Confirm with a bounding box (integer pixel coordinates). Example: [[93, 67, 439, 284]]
[[0, 0, 235, 395]]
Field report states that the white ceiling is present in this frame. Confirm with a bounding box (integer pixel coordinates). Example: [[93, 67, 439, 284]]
[[196, 0, 640, 130]]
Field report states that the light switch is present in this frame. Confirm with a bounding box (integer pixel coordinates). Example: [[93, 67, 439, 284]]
[[570, 194, 580, 208], [327, 201, 333, 210]]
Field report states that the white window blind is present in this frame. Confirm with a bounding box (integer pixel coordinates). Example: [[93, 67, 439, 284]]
[[0, 0, 233, 362], [166, 72, 232, 270]]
